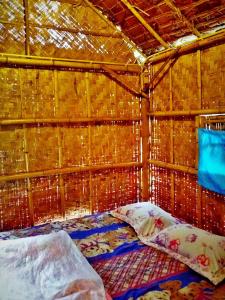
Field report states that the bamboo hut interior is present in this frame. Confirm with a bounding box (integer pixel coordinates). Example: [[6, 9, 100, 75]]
[[0, 0, 225, 235]]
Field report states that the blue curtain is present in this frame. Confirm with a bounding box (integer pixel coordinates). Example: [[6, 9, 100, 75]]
[[198, 128, 225, 195]]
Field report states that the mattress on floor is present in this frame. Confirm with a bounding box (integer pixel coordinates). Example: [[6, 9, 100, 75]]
[[0, 212, 225, 300]]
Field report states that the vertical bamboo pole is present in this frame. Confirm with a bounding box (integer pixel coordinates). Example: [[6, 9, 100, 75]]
[[85, 72, 93, 213], [113, 80, 119, 205], [148, 64, 153, 198], [141, 70, 150, 199], [169, 64, 175, 214], [19, 69, 34, 225], [23, 124, 34, 225], [196, 49, 202, 227], [54, 70, 65, 217], [23, 0, 30, 55]]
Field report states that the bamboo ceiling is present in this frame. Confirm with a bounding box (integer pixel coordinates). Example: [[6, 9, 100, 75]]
[[88, 0, 225, 55], [1, 0, 224, 61]]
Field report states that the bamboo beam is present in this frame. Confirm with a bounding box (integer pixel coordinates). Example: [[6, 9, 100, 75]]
[[149, 55, 177, 91], [203, 117, 225, 124], [54, 70, 66, 217], [0, 162, 143, 182], [169, 64, 175, 214], [149, 159, 197, 175], [85, 72, 93, 213], [120, 0, 169, 49], [23, 124, 34, 226], [0, 117, 141, 125], [195, 116, 202, 227], [141, 73, 150, 199], [23, 0, 30, 55], [147, 30, 225, 64], [0, 53, 141, 73], [148, 108, 225, 117], [31, 23, 122, 38], [102, 65, 148, 99], [196, 52, 202, 227], [164, 0, 201, 37]]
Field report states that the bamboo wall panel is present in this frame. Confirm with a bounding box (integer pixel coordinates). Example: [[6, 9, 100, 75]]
[[57, 71, 88, 118], [27, 0, 136, 63], [91, 168, 141, 213], [201, 44, 225, 110], [172, 53, 199, 111], [31, 176, 61, 224], [150, 165, 171, 213], [116, 123, 141, 163], [152, 62, 170, 112], [150, 118, 171, 163], [201, 188, 225, 236], [89, 74, 117, 117], [0, 69, 21, 118], [173, 118, 196, 168], [149, 42, 225, 235], [174, 172, 198, 226], [61, 125, 89, 167], [0, 126, 26, 175], [20, 69, 55, 118], [63, 172, 90, 218], [116, 75, 141, 117], [0, 180, 31, 230], [90, 125, 117, 165], [0, 0, 25, 54], [0, 65, 141, 229], [26, 125, 59, 172]]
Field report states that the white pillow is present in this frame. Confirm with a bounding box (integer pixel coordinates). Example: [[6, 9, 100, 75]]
[[141, 224, 225, 285], [111, 202, 180, 238], [0, 230, 106, 300]]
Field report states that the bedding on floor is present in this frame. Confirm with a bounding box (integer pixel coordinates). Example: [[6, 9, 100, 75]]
[[0, 211, 225, 300]]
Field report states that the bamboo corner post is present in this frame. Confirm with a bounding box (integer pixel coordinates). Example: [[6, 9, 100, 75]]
[[140, 73, 150, 199]]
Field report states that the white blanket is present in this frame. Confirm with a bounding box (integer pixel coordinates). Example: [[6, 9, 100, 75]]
[[0, 230, 106, 300]]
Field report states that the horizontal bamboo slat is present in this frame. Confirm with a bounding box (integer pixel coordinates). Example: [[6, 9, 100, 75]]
[[0, 118, 141, 125], [149, 108, 225, 117], [0, 162, 143, 182], [149, 159, 197, 174], [0, 54, 141, 73]]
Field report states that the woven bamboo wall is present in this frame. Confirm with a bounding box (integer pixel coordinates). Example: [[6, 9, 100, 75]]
[[0, 0, 144, 231], [0, 67, 141, 230], [0, 0, 138, 63], [149, 43, 225, 235]]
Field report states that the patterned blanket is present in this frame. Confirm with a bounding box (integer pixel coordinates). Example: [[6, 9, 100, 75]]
[[1, 212, 225, 299]]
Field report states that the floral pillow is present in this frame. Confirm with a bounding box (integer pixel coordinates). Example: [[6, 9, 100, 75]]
[[111, 202, 180, 238], [141, 224, 225, 285]]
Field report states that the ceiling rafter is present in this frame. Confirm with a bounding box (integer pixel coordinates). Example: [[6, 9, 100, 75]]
[[120, 0, 170, 49], [164, 0, 201, 37]]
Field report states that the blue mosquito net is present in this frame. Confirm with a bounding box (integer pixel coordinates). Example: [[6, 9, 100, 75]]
[[198, 128, 225, 195]]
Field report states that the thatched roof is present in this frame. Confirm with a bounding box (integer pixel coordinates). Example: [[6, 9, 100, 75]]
[[0, 0, 224, 64], [88, 0, 225, 55]]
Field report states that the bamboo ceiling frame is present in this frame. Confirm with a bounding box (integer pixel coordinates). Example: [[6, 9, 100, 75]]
[[120, 0, 169, 49], [0, 53, 141, 73], [147, 29, 225, 64], [0, 20, 123, 39], [102, 65, 148, 99], [164, 0, 201, 37]]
